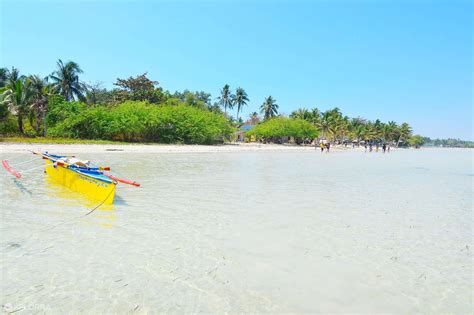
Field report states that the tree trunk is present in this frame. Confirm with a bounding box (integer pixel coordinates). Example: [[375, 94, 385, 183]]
[[397, 137, 402, 147], [18, 114, 24, 134], [43, 111, 47, 137]]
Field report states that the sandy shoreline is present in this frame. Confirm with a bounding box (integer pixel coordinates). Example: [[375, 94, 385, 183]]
[[0, 142, 365, 154], [0, 142, 468, 154]]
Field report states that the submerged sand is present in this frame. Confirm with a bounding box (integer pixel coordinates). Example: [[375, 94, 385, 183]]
[[0, 149, 471, 313]]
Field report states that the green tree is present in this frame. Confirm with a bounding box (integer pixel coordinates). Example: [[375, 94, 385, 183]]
[[397, 122, 413, 147], [232, 87, 249, 121], [85, 82, 114, 106], [260, 96, 278, 120], [0, 68, 8, 88], [1, 79, 31, 134], [217, 84, 233, 115], [246, 117, 318, 143], [50, 59, 85, 101], [290, 108, 311, 120], [114, 72, 164, 103], [408, 135, 424, 148], [28, 75, 53, 135]]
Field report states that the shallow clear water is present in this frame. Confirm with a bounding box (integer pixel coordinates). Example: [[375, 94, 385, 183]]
[[0, 148, 472, 313]]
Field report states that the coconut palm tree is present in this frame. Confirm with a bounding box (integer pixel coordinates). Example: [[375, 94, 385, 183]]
[[232, 87, 249, 121], [386, 121, 398, 143], [249, 112, 260, 125], [290, 108, 311, 121], [217, 84, 233, 115], [0, 68, 8, 88], [260, 96, 278, 120], [397, 122, 412, 147], [2, 79, 31, 134], [50, 59, 85, 101], [353, 124, 366, 143], [28, 75, 53, 136], [310, 108, 322, 126]]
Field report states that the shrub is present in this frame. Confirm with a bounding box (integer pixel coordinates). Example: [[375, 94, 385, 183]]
[[48, 101, 232, 144], [0, 115, 18, 135], [247, 117, 318, 142]]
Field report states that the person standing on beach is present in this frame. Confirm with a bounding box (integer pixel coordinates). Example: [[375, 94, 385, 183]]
[[320, 142, 325, 152], [387, 144, 391, 152], [364, 143, 368, 152], [369, 143, 373, 152], [382, 143, 387, 153], [326, 142, 330, 153]]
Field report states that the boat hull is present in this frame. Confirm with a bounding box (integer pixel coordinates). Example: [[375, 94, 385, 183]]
[[45, 160, 116, 204]]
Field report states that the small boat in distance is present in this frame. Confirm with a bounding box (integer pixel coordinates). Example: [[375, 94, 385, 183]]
[[2, 152, 140, 205]]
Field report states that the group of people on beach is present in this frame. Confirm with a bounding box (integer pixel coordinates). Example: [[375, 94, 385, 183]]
[[364, 142, 391, 153], [316, 140, 391, 153]]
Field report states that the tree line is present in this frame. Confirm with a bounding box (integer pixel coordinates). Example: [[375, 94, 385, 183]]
[[0, 58, 437, 146]]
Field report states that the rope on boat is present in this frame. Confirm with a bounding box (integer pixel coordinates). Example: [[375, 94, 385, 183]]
[[20, 164, 46, 174], [10, 157, 42, 166], [83, 187, 116, 217]]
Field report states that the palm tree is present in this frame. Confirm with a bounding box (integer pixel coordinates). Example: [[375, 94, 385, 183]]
[[397, 122, 412, 147], [2, 79, 31, 134], [310, 108, 321, 126], [28, 75, 53, 136], [0, 67, 24, 89], [50, 59, 85, 101], [249, 112, 260, 125], [353, 124, 366, 143], [217, 84, 233, 115], [290, 108, 311, 121], [0, 68, 8, 88], [386, 121, 398, 143], [260, 96, 278, 120], [232, 87, 249, 121]]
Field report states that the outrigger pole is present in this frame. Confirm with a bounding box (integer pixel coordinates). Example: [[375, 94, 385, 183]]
[[1, 160, 22, 179]]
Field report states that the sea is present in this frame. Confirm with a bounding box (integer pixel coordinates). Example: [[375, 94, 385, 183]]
[[0, 148, 472, 313]]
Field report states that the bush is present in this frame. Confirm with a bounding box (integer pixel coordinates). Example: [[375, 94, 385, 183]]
[[247, 117, 318, 142], [48, 101, 232, 144], [0, 115, 18, 135], [46, 95, 86, 127]]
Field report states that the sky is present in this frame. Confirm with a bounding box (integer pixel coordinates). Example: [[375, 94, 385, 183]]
[[1, 0, 472, 139]]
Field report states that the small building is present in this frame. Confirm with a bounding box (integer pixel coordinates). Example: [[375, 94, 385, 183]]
[[234, 124, 255, 142]]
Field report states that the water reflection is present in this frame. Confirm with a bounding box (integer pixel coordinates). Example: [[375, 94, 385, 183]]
[[12, 178, 33, 195], [43, 175, 116, 228]]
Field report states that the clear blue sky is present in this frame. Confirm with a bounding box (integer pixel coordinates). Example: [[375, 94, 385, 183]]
[[1, 0, 472, 139]]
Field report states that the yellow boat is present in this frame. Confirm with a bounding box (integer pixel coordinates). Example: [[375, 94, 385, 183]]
[[44, 159, 117, 204], [1, 151, 140, 205]]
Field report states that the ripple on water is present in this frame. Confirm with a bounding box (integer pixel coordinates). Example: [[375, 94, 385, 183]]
[[0, 149, 472, 313]]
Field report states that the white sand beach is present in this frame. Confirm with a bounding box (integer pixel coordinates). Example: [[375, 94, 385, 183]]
[[0, 142, 368, 154]]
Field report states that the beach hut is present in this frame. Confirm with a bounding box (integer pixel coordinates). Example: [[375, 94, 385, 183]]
[[234, 124, 254, 142]]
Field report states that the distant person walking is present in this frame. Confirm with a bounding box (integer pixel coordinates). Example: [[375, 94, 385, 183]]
[[364, 143, 368, 152], [369, 143, 373, 152], [387, 144, 391, 153], [326, 142, 331, 153], [382, 143, 387, 153], [320, 142, 325, 152]]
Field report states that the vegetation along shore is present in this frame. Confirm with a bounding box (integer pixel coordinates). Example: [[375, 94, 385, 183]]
[[1, 60, 472, 148]]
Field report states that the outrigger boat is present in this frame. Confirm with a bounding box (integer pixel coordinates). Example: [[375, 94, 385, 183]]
[[2, 151, 140, 204]]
